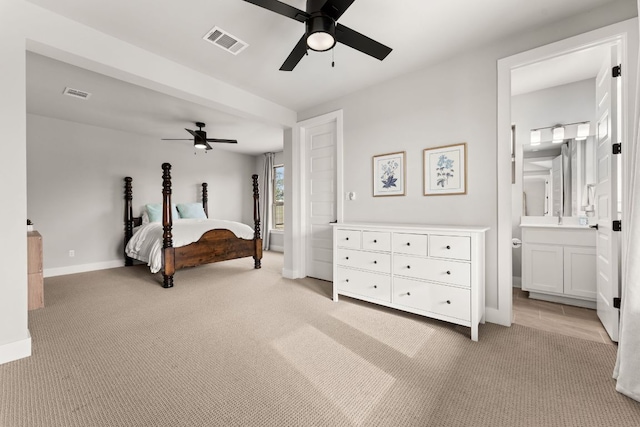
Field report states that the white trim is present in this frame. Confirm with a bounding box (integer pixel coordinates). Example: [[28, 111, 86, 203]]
[[497, 19, 638, 328], [0, 331, 31, 365], [291, 110, 344, 279], [282, 268, 300, 279], [44, 260, 123, 278], [268, 245, 284, 253], [484, 308, 505, 326]]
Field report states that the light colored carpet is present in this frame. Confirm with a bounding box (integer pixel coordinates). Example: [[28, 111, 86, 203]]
[[1, 252, 639, 426]]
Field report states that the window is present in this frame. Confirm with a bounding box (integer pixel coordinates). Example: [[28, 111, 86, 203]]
[[273, 165, 284, 230]]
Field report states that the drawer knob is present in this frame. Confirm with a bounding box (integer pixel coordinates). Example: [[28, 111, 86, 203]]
[[407, 292, 411, 296], [374, 239, 377, 243], [446, 245, 451, 249], [406, 242, 411, 246], [346, 256, 349, 260], [446, 300, 451, 304], [345, 279, 349, 282], [446, 271, 451, 275], [407, 265, 411, 269], [346, 237, 349, 240], [373, 285, 378, 289]]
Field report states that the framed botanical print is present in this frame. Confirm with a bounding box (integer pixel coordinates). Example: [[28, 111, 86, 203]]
[[373, 151, 406, 197], [423, 143, 467, 196]]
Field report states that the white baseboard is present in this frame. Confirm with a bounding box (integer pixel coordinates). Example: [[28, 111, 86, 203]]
[[268, 245, 284, 253], [44, 260, 123, 278], [485, 307, 511, 327], [282, 268, 301, 279], [512, 276, 522, 288], [0, 332, 31, 365]]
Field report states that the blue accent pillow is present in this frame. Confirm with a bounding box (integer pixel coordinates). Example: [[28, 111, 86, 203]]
[[177, 203, 207, 219], [146, 203, 180, 223]]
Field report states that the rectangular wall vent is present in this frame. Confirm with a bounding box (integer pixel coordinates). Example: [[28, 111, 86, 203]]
[[63, 87, 92, 100], [203, 26, 248, 55]]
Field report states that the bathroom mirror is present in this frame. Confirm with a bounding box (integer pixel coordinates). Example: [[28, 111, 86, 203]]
[[522, 137, 595, 218]]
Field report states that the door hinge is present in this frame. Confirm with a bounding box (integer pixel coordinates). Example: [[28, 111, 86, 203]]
[[613, 220, 622, 231], [613, 297, 621, 309], [612, 65, 622, 77], [613, 143, 621, 154]]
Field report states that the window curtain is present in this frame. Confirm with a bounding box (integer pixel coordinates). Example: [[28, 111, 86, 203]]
[[613, 11, 640, 402], [262, 152, 274, 251]]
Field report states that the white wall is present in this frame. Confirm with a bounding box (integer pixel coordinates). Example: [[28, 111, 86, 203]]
[[27, 114, 258, 275], [297, 0, 637, 320]]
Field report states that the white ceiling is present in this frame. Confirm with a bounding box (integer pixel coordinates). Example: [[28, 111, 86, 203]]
[[24, 0, 623, 154], [26, 52, 285, 155], [511, 44, 609, 96]]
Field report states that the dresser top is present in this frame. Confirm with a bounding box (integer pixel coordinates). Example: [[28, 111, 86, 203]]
[[332, 222, 489, 233]]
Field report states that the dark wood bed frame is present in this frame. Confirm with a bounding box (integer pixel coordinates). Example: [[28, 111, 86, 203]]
[[124, 163, 262, 288]]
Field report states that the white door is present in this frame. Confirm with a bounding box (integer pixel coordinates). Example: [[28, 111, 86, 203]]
[[305, 121, 337, 281], [594, 47, 620, 342]]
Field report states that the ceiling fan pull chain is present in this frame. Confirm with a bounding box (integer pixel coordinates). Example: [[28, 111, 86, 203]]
[[332, 47, 335, 68]]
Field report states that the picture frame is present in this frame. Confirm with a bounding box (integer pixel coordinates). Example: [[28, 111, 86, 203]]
[[372, 151, 406, 197], [423, 143, 467, 196]]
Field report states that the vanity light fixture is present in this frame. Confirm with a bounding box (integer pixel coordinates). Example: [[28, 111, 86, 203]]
[[530, 129, 541, 146], [552, 125, 565, 143], [576, 122, 590, 141], [529, 120, 590, 145]]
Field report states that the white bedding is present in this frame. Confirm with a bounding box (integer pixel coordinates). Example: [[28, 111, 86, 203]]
[[125, 218, 255, 273]]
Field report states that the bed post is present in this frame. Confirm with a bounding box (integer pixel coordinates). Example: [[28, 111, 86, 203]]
[[162, 163, 175, 288], [252, 174, 262, 269], [124, 177, 134, 266], [202, 182, 208, 218]]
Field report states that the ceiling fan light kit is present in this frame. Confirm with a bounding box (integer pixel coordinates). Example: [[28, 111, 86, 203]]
[[306, 14, 336, 51], [242, 0, 391, 71], [161, 122, 238, 151]]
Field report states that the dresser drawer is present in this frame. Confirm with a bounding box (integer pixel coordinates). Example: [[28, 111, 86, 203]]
[[336, 267, 391, 303], [429, 235, 471, 261], [393, 255, 471, 287], [392, 233, 428, 256], [336, 229, 361, 249], [336, 248, 391, 274], [394, 277, 470, 321], [362, 231, 391, 252]]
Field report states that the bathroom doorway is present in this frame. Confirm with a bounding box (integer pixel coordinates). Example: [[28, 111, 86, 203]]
[[497, 19, 637, 341]]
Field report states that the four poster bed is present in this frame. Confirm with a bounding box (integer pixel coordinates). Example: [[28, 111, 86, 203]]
[[124, 163, 262, 288]]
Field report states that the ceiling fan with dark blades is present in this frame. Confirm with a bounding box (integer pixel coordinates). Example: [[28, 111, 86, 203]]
[[161, 122, 238, 151], [242, 0, 392, 71]]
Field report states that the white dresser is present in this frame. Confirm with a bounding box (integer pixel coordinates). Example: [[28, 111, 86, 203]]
[[332, 222, 488, 341]]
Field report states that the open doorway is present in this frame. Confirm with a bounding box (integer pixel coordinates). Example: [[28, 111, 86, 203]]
[[497, 19, 638, 341]]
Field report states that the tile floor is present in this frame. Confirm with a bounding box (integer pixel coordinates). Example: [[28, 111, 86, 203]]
[[512, 288, 614, 345]]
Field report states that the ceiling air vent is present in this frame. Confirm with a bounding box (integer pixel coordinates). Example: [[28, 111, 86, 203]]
[[203, 26, 248, 55], [63, 87, 92, 100]]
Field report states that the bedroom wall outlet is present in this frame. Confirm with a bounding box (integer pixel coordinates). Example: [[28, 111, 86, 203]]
[[68, 250, 75, 258]]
